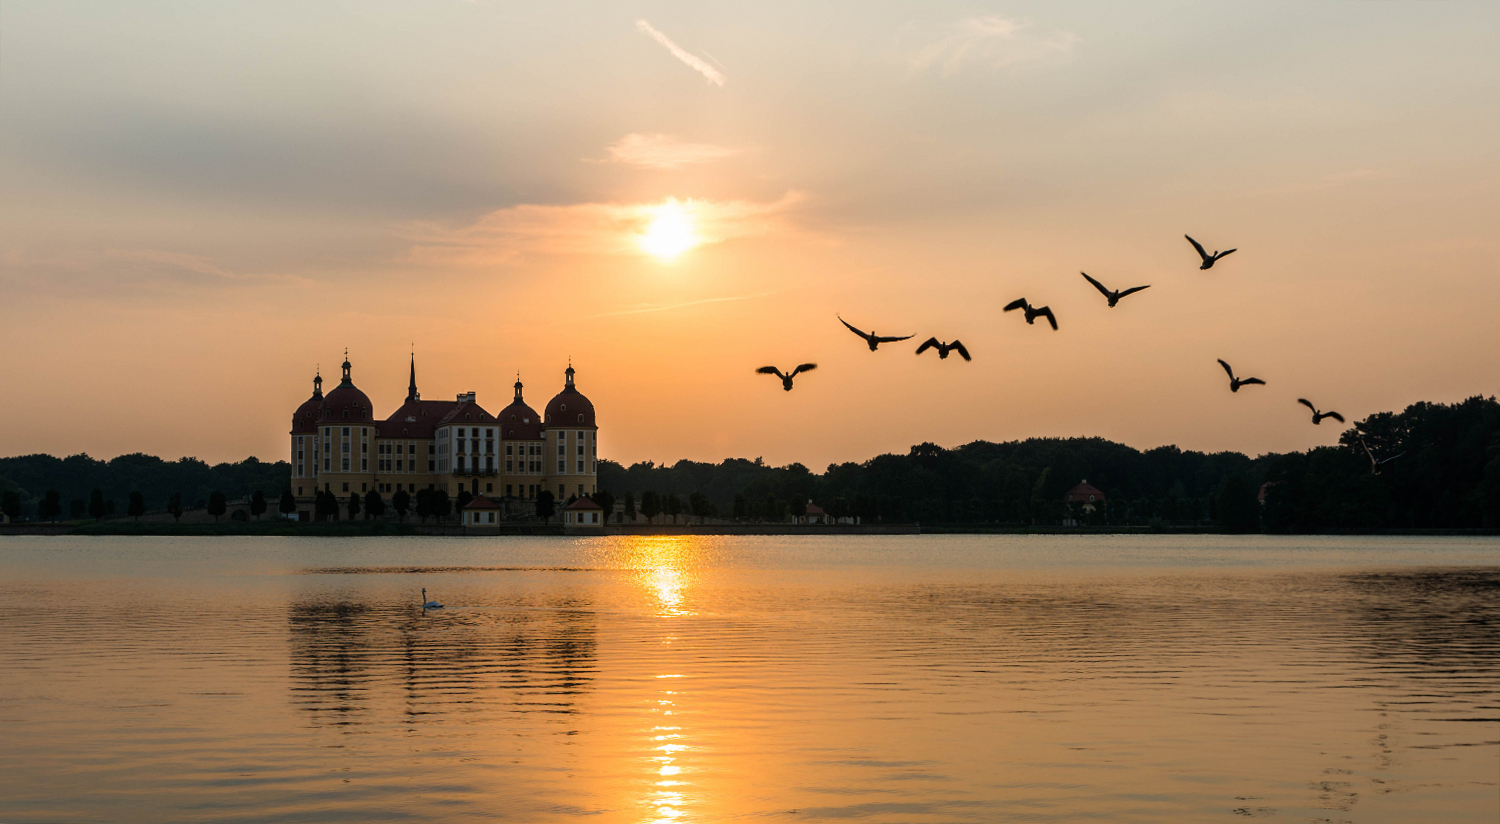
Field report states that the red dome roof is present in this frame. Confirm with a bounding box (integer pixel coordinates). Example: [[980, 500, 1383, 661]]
[[500, 378, 543, 439], [321, 358, 376, 424], [544, 366, 596, 428], [291, 374, 323, 434]]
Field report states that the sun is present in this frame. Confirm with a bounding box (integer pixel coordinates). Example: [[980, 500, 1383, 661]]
[[638, 199, 700, 261]]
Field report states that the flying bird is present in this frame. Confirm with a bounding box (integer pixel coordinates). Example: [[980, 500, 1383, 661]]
[[1080, 272, 1151, 307], [1296, 398, 1345, 425], [1186, 235, 1237, 270], [757, 363, 817, 391], [1357, 436, 1405, 476], [1217, 359, 1265, 392], [915, 338, 971, 361], [1003, 298, 1059, 330], [839, 316, 914, 351]]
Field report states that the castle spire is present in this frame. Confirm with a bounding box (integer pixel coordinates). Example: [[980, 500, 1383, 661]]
[[407, 351, 419, 402], [514, 372, 524, 402], [340, 348, 352, 385], [564, 360, 575, 390], [313, 369, 323, 399]]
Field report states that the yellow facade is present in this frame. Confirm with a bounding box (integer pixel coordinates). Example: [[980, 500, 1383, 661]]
[[288, 356, 598, 518]]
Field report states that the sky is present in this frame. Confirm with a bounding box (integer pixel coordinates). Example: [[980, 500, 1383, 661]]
[[1, 1, 1497, 469]]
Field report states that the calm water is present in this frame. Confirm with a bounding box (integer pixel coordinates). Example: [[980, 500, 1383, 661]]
[[1, 535, 1496, 823]]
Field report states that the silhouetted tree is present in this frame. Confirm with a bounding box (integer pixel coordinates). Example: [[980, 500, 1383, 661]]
[[457, 490, 474, 512], [732, 492, 747, 520], [689, 491, 712, 523], [88, 488, 106, 521], [592, 490, 616, 523], [536, 489, 555, 521], [392, 488, 411, 522], [167, 492, 184, 522], [364, 489, 385, 519], [127, 491, 146, 521], [40, 490, 62, 522], [624, 491, 636, 522], [640, 491, 659, 523], [279, 489, 296, 517], [346, 493, 361, 520], [415, 488, 433, 523], [206, 490, 227, 521], [788, 496, 807, 521], [664, 493, 682, 524], [250, 490, 266, 519], [1, 490, 21, 522], [433, 489, 451, 521]]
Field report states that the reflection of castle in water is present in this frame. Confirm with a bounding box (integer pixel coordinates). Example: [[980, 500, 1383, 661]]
[[287, 588, 597, 729]]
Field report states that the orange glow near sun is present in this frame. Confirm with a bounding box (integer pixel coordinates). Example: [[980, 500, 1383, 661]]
[[639, 199, 700, 261]]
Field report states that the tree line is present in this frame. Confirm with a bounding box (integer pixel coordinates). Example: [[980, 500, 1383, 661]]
[[0, 453, 289, 522], [599, 396, 1500, 531]]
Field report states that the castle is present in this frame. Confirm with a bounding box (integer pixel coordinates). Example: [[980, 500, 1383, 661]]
[[288, 354, 597, 517]]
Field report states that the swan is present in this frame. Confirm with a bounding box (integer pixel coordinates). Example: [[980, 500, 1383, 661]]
[[421, 587, 444, 610]]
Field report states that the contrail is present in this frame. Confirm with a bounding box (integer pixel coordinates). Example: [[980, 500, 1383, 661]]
[[636, 20, 726, 87]]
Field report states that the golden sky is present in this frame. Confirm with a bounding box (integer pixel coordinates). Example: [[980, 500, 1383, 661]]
[[1, 2, 1496, 468]]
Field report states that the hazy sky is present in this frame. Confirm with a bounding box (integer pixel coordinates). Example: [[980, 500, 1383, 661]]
[[2, 1, 1497, 468]]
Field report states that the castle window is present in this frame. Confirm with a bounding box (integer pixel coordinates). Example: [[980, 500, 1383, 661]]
[[342, 428, 349, 437], [343, 410, 348, 419], [560, 404, 567, 412], [578, 414, 583, 422]]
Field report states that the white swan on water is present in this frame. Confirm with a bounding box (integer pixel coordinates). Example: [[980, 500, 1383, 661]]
[[421, 587, 444, 610]]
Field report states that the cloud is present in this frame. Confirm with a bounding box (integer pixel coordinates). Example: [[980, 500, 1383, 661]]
[[0, 247, 307, 293], [599, 133, 745, 169], [637, 20, 726, 86], [907, 16, 1080, 76], [405, 192, 806, 266]]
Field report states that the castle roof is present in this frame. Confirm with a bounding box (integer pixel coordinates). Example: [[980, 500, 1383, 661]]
[[462, 495, 501, 510], [544, 365, 596, 428], [565, 497, 602, 510], [377, 399, 458, 439]]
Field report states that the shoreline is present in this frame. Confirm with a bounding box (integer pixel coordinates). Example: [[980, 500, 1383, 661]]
[[2, 523, 1497, 538]]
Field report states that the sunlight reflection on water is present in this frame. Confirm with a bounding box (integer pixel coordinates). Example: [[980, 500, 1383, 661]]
[[0, 534, 1496, 823]]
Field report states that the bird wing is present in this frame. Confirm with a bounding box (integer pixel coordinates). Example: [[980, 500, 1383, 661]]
[[874, 333, 915, 344], [1003, 298, 1027, 312], [1038, 307, 1058, 330], [1216, 248, 1237, 259], [791, 363, 818, 377], [951, 341, 972, 361], [1241, 377, 1265, 386], [756, 366, 784, 378], [1297, 398, 1316, 412], [1379, 452, 1405, 465], [1217, 359, 1236, 380], [1117, 285, 1151, 298], [838, 315, 870, 340], [1080, 271, 1110, 297], [1326, 411, 1344, 423], [916, 337, 938, 354], [1358, 437, 1377, 461], [1186, 235, 1209, 260]]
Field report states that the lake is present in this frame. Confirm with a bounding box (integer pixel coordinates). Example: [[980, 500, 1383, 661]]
[[1, 534, 1496, 823]]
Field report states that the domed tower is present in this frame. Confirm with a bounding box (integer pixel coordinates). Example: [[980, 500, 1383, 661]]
[[290, 371, 324, 500], [497, 375, 544, 499], [542, 364, 599, 500], [314, 353, 379, 503]]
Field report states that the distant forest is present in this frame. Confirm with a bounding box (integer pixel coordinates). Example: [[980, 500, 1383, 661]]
[[0, 454, 289, 519], [600, 395, 1500, 531], [3, 396, 1498, 530]]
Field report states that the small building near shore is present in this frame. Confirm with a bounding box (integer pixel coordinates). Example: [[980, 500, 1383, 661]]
[[801, 503, 827, 525], [563, 497, 603, 529], [1064, 480, 1106, 513], [462, 495, 501, 526]]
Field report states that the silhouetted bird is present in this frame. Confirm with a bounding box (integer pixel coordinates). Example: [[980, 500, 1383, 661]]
[[1003, 298, 1058, 330], [1217, 359, 1265, 392], [1357, 436, 1405, 476], [757, 363, 817, 391], [916, 338, 971, 361], [1186, 235, 1237, 270], [1296, 398, 1345, 425], [1081, 272, 1151, 307], [839, 316, 914, 351]]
